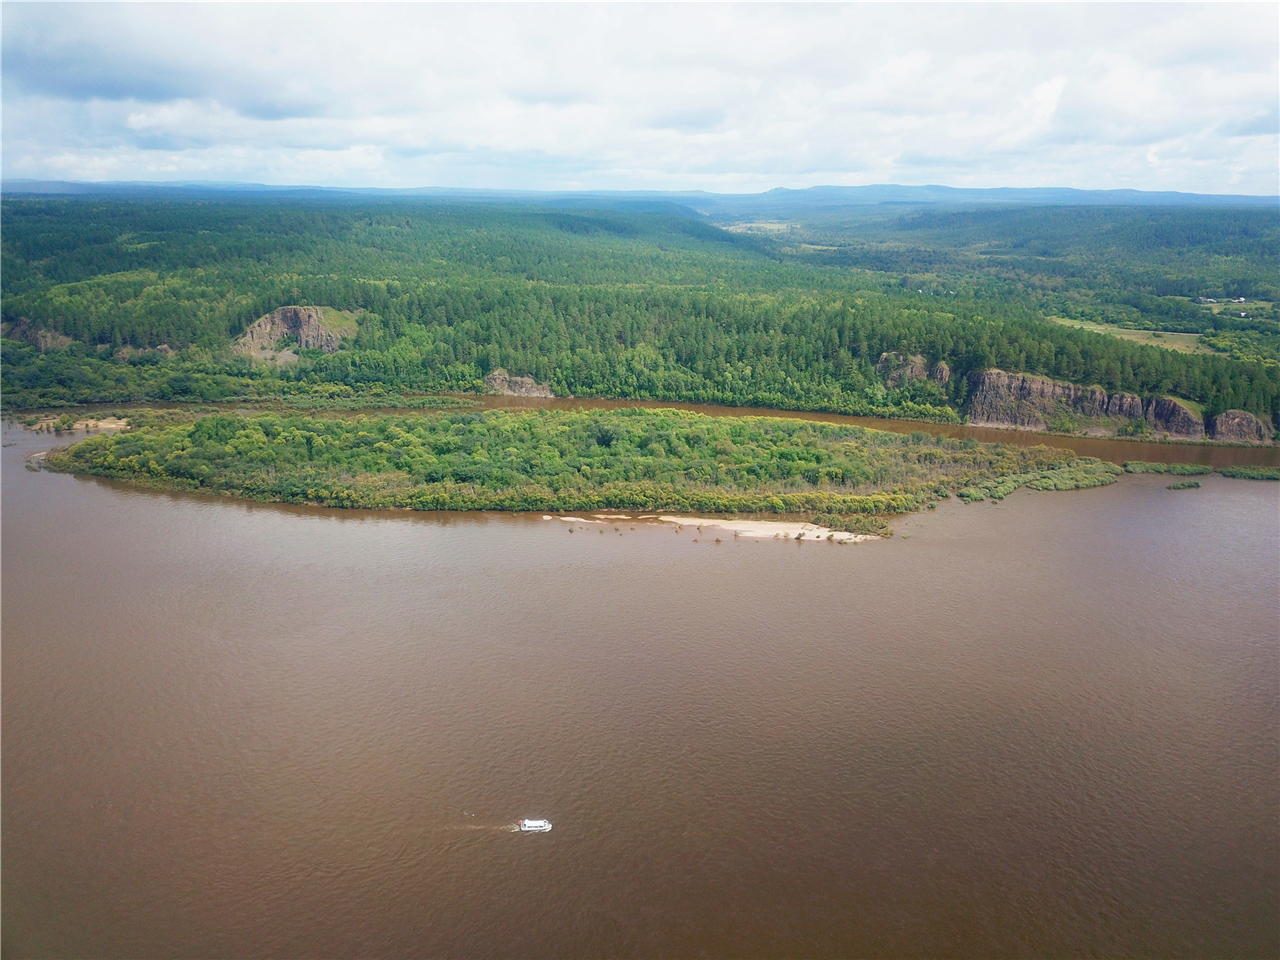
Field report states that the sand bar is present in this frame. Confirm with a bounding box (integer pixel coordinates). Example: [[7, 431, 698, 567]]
[[24, 416, 130, 433], [75, 417, 129, 431], [543, 511, 877, 541], [653, 515, 878, 543]]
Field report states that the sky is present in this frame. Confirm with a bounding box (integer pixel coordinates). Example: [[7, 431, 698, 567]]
[[3, 2, 1277, 195]]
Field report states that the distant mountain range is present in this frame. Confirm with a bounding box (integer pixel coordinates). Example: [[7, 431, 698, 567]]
[[4, 179, 1275, 214]]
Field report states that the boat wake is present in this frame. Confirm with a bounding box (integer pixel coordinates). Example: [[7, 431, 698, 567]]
[[441, 813, 549, 833]]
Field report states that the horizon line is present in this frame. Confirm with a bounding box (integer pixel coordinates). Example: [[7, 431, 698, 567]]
[[3, 178, 1277, 202]]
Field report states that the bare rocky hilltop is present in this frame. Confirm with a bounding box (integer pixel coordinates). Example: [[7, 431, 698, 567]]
[[233, 306, 355, 363], [483, 369, 556, 398]]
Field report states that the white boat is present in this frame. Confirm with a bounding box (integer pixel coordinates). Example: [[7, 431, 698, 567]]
[[518, 819, 552, 832]]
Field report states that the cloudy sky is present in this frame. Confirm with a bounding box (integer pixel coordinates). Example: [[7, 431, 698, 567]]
[[3, 2, 1277, 194]]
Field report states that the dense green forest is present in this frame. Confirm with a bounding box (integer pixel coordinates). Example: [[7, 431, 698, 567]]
[[773, 204, 1279, 315], [4, 196, 1278, 424], [737, 204, 1280, 364], [44, 407, 1120, 527]]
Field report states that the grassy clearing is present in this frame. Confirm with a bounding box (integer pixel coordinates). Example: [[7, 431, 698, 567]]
[[1208, 300, 1274, 315], [1045, 316, 1211, 354], [318, 307, 362, 339], [1172, 396, 1206, 418]]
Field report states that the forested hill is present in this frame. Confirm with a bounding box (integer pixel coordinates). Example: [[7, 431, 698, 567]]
[[2, 196, 1278, 426]]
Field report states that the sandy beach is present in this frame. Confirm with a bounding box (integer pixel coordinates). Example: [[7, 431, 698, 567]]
[[656, 515, 879, 542], [23, 416, 130, 433], [542, 512, 879, 542], [74, 416, 129, 431]]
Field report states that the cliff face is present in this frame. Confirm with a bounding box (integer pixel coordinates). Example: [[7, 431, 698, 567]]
[[1, 319, 73, 352], [876, 352, 929, 388], [235, 306, 344, 359], [965, 369, 1206, 439], [1143, 397, 1204, 440], [1208, 409, 1274, 443], [877, 352, 952, 388], [483, 369, 555, 398]]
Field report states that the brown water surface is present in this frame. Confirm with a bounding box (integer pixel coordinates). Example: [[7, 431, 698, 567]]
[[3, 424, 1278, 958]]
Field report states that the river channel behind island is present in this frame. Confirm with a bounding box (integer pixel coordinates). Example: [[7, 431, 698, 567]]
[[31, 395, 1280, 468], [3, 423, 1277, 958]]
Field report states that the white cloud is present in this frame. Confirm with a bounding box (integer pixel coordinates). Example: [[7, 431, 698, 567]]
[[2, 2, 1276, 193]]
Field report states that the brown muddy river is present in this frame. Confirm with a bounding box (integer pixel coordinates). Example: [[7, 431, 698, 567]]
[[3, 422, 1278, 958]]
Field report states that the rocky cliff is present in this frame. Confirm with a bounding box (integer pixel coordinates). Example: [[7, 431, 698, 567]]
[[483, 369, 556, 398], [234, 306, 344, 361], [876, 352, 952, 388], [1207, 409, 1274, 443], [876, 352, 928, 388], [965, 369, 1207, 439], [1, 319, 73, 352], [1142, 397, 1204, 440]]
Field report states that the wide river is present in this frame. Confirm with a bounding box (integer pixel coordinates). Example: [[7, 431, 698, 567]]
[[3, 420, 1277, 958]]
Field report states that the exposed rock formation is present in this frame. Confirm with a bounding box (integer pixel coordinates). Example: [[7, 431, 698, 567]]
[[1106, 392, 1146, 420], [234, 306, 344, 361], [1143, 397, 1204, 440], [875, 352, 929, 388], [1208, 409, 1274, 443], [1, 319, 73, 352], [965, 369, 1204, 438], [966, 370, 1136, 429], [483, 369, 555, 398], [875, 352, 952, 389]]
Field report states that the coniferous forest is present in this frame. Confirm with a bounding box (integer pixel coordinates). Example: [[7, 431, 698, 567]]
[[3, 193, 1278, 425]]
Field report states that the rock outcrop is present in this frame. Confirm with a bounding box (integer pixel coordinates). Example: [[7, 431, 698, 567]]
[[483, 369, 555, 398], [965, 369, 1204, 439], [876, 352, 929, 388], [234, 306, 344, 360], [1106, 391, 1146, 420], [966, 369, 1140, 429], [1143, 397, 1204, 440], [1207, 409, 1274, 443], [875, 352, 952, 389], [2, 319, 73, 352]]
